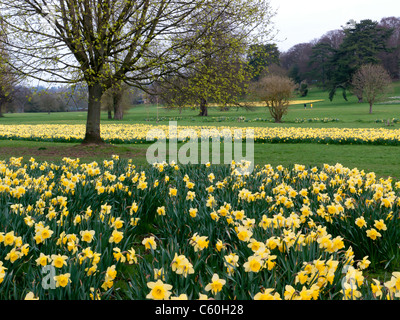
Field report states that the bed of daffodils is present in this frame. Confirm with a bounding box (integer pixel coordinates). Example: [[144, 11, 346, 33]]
[[0, 124, 400, 145], [1, 156, 400, 300]]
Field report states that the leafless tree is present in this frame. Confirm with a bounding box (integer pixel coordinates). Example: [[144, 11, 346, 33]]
[[379, 17, 400, 79], [252, 74, 295, 123], [351, 63, 392, 114]]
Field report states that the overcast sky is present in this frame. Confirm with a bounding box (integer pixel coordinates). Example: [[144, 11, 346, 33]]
[[269, 0, 400, 52]]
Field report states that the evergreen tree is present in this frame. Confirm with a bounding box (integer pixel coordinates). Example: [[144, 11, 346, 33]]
[[327, 19, 393, 101], [308, 42, 336, 88]]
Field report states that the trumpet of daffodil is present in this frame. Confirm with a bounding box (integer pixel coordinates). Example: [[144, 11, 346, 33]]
[[130, 202, 138, 214], [215, 239, 226, 252], [205, 274, 226, 295], [105, 265, 117, 283], [330, 236, 345, 252], [169, 188, 177, 197], [157, 206, 166, 216], [355, 216, 367, 228], [80, 230, 95, 243], [265, 236, 279, 250], [186, 191, 196, 201], [110, 217, 124, 229], [3, 231, 15, 246], [243, 255, 263, 273], [79, 247, 94, 264], [109, 229, 124, 244], [142, 236, 157, 250], [357, 256, 371, 270], [254, 289, 282, 300], [54, 273, 71, 288], [189, 208, 197, 218], [295, 270, 309, 285], [236, 226, 253, 242], [189, 233, 209, 252], [51, 254, 68, 269], [265, 255, 277, 270], [113, 247, 126, 263], [137, 180, 147, 190], [186, 181, 195, 189], [248, 239, 265, 253], [85, 264, 98, 276], [210, 211, 219, 221], [298, 286, 313, 300], [73, 215, 82, 225], [234, 210, 246, 221], [381, 198, 392, 208], [374, 219, 387, 231], [366, 228, 382, 240], [5, 248, 21, 263], [35, 225, 54, 244], [146, 280, 173, 300], [20, 243, 29, 256], [24, 215, 35, 227]]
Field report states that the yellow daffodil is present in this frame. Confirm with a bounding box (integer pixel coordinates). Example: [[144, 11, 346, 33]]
[[146, 280, 173, 300], [205, 274, 226, 295], [142, 236, 157, 250]]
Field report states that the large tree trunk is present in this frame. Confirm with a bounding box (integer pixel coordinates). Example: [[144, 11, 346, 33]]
[[83, 83, 105, 145], [113, 88, 124, 120], [199, 97, 208, 116], [369, 103, 373, 114]]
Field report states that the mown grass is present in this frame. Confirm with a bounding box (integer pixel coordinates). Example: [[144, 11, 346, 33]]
[[0, 140, 399, 180], [0, 83, 399, 179]]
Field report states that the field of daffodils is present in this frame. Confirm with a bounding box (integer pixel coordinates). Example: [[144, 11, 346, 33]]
[[0, 156, 399, 300], [0, 124, 400, 145]]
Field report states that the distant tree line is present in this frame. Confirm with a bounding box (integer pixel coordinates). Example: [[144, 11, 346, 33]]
[[1, 85, 86, 113], [1, 11, 398, 121], [280, 17, 400, 100]]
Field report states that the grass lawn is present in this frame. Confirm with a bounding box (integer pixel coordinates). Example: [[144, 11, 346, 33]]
[[0, 139, 399, 180], [0, 83, 399, 178]]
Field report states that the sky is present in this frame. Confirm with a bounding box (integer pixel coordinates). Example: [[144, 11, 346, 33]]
[[269, 0, 400, 52]]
